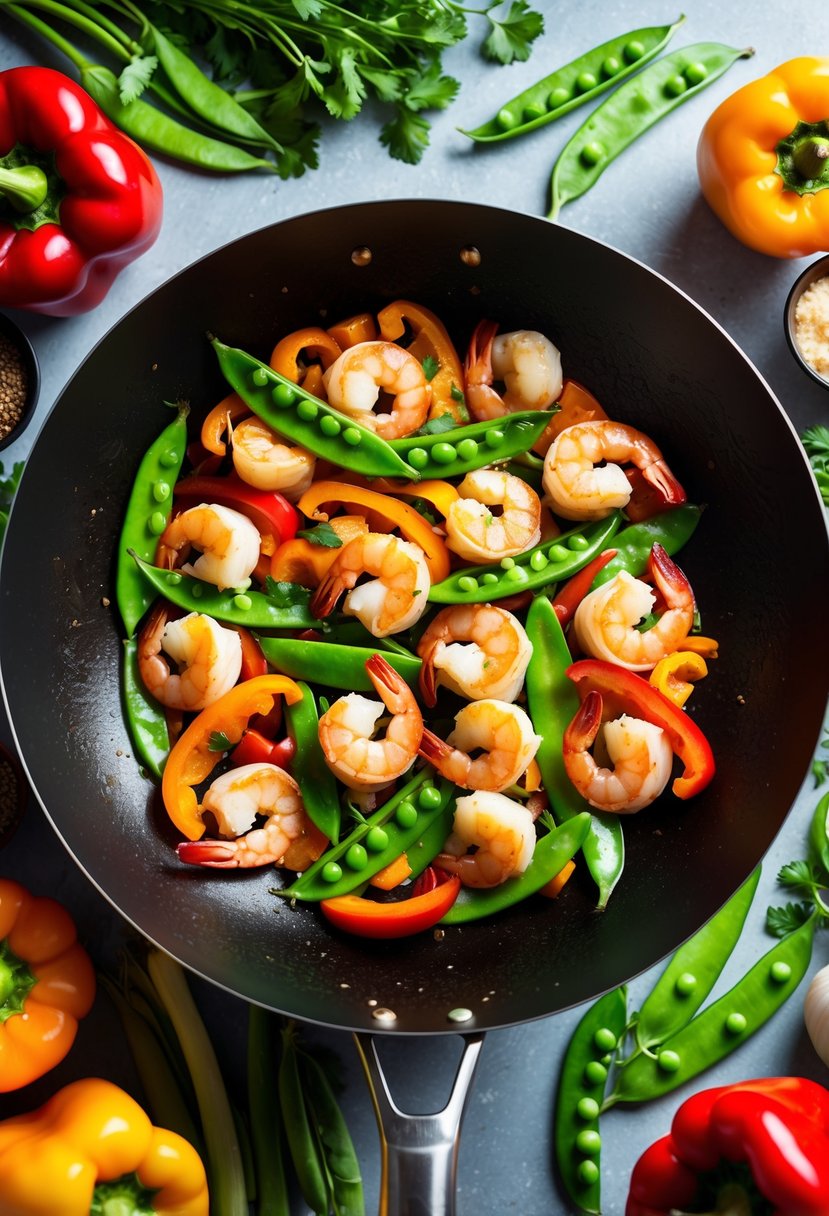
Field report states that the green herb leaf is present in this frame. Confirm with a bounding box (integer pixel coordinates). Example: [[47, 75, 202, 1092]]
[[482, 0, 544, 64], [0, 461, 24, 543], [405, 497, 440, 525], [264, 577, 313, 609], [296, 522, 344, 548], [403, 63, 459, 113], [766, 901, 813, 938], [118, 55, 158, 104], [802, 424, 829, 506], [380, 107, 431, 164], [422, 355, 439, 381], [412, 413, 457, 437], [777, 859, 818, 894], [208, 731, 232, 753], [813, 732, 829, 787]]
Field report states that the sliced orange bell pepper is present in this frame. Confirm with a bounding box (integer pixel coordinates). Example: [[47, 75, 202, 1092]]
[[649, 651, 710, 707], [0, 880, 96, 1092], [540, 859, 576, 899], [0, 1077, 209, 1215], [298, 479, 452, 582], [333, 473, 459, 521], [321, 873, 460, 938], [270, 514, 369, 587], [378, 300, 466, 423], [161, 675, 303, 840], [369, 853, 413, 891], [679, 636, 720, 660], [532, 378, 608, 456], [327, 311, 378, 349], [200, 392, 249, 457], [269, 326, 342, 381]]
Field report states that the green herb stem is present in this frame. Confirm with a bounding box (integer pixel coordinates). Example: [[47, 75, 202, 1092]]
[[7, 0, 132, 62]]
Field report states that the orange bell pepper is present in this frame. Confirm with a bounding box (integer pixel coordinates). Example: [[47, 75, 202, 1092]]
[[649, 651, 709, 707], [0, 880, 95, 1093], [333, 473, 460, 521], [0, 1077, 209, 1215], [539, 858, 576, 899], [378, 300, 466, 423], [327, 311, 378, 349], [697, 57, 829, 257], [532, 378, 608, 455], [270, 514, 369, 587], [161, 675, 303, 840], [269, 326, 342, 382], [297, 479, 452, 582], [199, 392, 249, 457], [369, 853, 413, 891]]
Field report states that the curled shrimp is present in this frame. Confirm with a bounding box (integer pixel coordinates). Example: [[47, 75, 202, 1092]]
[[137, 604, 242, 711], [542, 421, 686, 521], [445, 469, 541, 563], [563, 691, 673, 813], [318, 653, 423, 791], [574, 544, 695, 672], [437, 791, 536, 888], [417, 604, 533, 706], [464, 320, 563, 421], [323, 340, 431, 439], [231, 416, 316, 501], [310, 532, 431, 637], [418, 699, 541, 793], [176, 762, 325, 869], [160, 502, 261, 591]]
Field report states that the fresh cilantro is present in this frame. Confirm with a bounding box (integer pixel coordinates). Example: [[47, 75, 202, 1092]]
[[380, 107, 431, 164], [405, 497, 440, 525], [766, 901, 814, 938], [264, 577, 312, 609], [296, 522, 343, 548], [482, 0, 544, 64], [539, 808, 556, 832], [0, 461, 24, 543], [208, 731, 232, 753], [813, 731, 829, 787], [117, 55, 158, 103], [777, 859, 819, 895], [412, 413, 457, 437], [422, 355, 439, 381], [402, 61, 459, 112], [450, 384, 470, 420], [802, 424, 829, 506]]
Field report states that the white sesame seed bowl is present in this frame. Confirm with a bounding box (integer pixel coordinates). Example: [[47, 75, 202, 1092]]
[[0, 311, 40, 452], [785, 253, 829, 390]]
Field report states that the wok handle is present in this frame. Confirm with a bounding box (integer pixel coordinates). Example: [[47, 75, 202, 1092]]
[[354, 1031, 485, 1216]]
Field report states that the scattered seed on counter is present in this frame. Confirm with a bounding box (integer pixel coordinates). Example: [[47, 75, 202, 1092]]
[[0, 332, 28, 442]]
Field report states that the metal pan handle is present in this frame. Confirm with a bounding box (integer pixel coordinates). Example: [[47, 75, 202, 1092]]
[[354, 1031, 485, 1216]]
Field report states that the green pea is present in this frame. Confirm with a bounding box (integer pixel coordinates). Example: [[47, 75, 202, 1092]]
[[418, 786, 443, 810], [725, 1011, 747, 1035], [159, 449, 180, 468], [457, 438, 479, 461], [575, 1130, 601, 1155], [432, 442, 457, 464], [675, 972, 697, 996], [684, 61, 709, 85], [530, 550, 549, 572], [770, 961, 792, 984], [343, 428, 362, 447], [322, 862, 343, 884], [496, 106, 520, 130], [593, 1027, 617, 1053], [577, 1160, 599, 1186], [345, 844, 368, 870], [524, 101, 548, 122], [569, 535, 590, 551], [319, 414, 341, 436], [505, 565, 529, 584], [191, 583, 203, 598], [458, 575, 479, 593], [166, 571, 182, 585], [395, 801, 418, 828], [365, 827, 389, 852], [485, 428, 505, 448], [583, 1060, 607, 1086], [252, 367, 269, 387], [149, 511, 166, 535], [548, 86, 570, 108], [500, 556, 516, 570], [408, 447, 430, 469], [624, 38, 645, 62], [272, 383, 295, 408], [664, 73, 687, 97], [297, 399, 318, 421], [549, 544, 570, 562], [576, 71, 598, 93], [233, 594, 252, 611], [601, 55, 621, 77], [657, 1049, 681, 1073], [481, 572, 499, 585], [576, 1097, 600, 1121], [152, 480, 170, 502]]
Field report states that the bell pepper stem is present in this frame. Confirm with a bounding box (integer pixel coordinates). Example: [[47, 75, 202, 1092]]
[[0, 164, 49, 213], [792, 136, 829, 182]]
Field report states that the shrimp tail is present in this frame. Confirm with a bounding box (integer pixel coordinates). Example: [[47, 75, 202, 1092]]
[[417, 728, 456, 769], [365, 652, 403, 699], [464, 318, 498, 386], [310, 569, 346, 619], [563, 690, 603, 754], [177, 839, 240, 868], [642, 457, 686, 507], [418, 641, 439, 708], [648, 543, 693, 607]]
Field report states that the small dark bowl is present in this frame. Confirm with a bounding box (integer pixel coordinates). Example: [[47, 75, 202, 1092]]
[[0, 739, 27, 849], [0, 312, 40, 452], [784, 253, 829, 389]]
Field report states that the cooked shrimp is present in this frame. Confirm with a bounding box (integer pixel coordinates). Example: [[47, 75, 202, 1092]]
[[418, 699, 541, 793], [231, 416, 316, 501], [417, 604, 533, 706], [563, 691, 673, 813], [310, 532, 430, 637], [318, 653, 423, 791], [160, 502, 261, 591], [176, 762, 325, 869], [445, 469, 541, 563], [137, 605, 242, 711], [323, 340, 431, 439], [542, 421, 686, 521], [465, 320, 563, 421], [437, 791, 536, 888], [574, 544, 695, 672]]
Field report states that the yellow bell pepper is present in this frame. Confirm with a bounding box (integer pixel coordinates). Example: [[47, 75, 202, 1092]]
[[649, 651, 709, 708], [0, 1077, 208, 1216], [697, 57, 829, 257]]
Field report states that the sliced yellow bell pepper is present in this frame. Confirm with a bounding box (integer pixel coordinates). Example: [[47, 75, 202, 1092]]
[[649, 651, 709, 708]]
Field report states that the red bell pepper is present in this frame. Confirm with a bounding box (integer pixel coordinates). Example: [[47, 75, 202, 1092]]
[[230, 730, 295, 769], [321, 868, 461, 939], [551, 549, 618, 627], [0, 67, 162, 315], [626, 1077, 829, 1216], [566, 658, 715, 799], [173, 474, 299, 552]]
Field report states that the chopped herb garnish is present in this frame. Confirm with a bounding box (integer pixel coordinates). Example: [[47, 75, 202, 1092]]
[[405, 497, 440, 525], [421, 354, 439, 381], [264, 577, 312, 609], [208, 731, 232, 753], [296, 522, 344, 548], [802, 425, 829, 506], [411, 413, 458, 437]]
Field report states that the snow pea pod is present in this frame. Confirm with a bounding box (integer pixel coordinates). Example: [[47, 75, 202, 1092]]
[[131, 555, 319, 629], [213, 341, 418, 480], [809, 789, 829, 876], [116, 402, 188, 637], [590, 504, 701, 588], [462, 16, 685, 143], [525, 596, 624, 911], [299, 1051, 365, 1216], [633, 866, 760, 1052], [388, 411, 551, 480], [548, 44, 754, 220], [554, 985, 627, 1216], [281, 771, 456, 901], [429, 512, 622, 604], [440, 813, 590, 925], [257, 636, 421, 691], [285, 683, 341, 844], [608, 914, 816, 1105], [122, 638, 169, 779], [279, 1025, 330, 1214]]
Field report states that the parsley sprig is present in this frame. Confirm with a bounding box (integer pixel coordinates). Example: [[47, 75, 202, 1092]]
[[802, 425, 829, 506], [766, 791, 829, 936]]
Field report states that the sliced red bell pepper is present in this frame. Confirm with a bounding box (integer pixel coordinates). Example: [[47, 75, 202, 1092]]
[[230, 730, 294, 769], [566, 658, 715, 799], [321, 869, 460, 939], [173, 473, 299, 551], [626, 1077, 829, 1216], [552, 549, 618, 627]]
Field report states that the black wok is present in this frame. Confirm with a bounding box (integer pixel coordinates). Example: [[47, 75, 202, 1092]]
[[1, 199, 826, 1044]]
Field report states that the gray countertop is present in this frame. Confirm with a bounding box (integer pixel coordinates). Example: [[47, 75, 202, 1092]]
[[1, 2, 829, 1212]]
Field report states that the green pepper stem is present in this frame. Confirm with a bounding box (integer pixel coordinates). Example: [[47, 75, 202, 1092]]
[[0, 957, 15, 1007], [792, 136, 829, 181], [0, 164, 49, 213]]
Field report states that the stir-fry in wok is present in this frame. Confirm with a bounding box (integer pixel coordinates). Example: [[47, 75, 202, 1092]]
[[116, 303, 716, 936]]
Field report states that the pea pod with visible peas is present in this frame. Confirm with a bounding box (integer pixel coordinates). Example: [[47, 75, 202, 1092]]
[[461, 16, 685, 143], [590, 505, 702, 588], [284, 683, 341, 844], [278, 1023, 331, 1215], [121, 638, 170, 779], [548, 44, 755, 220], [440, 813, 590, 925], [428, 512, 622, 604], [257, 636, 421, 692], [607, 913, 816, 1106], [116, 402, 189, 637], [213, 340, 418, 480], [387, 411, 551, 480], [554, 985, 628, 1216]]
